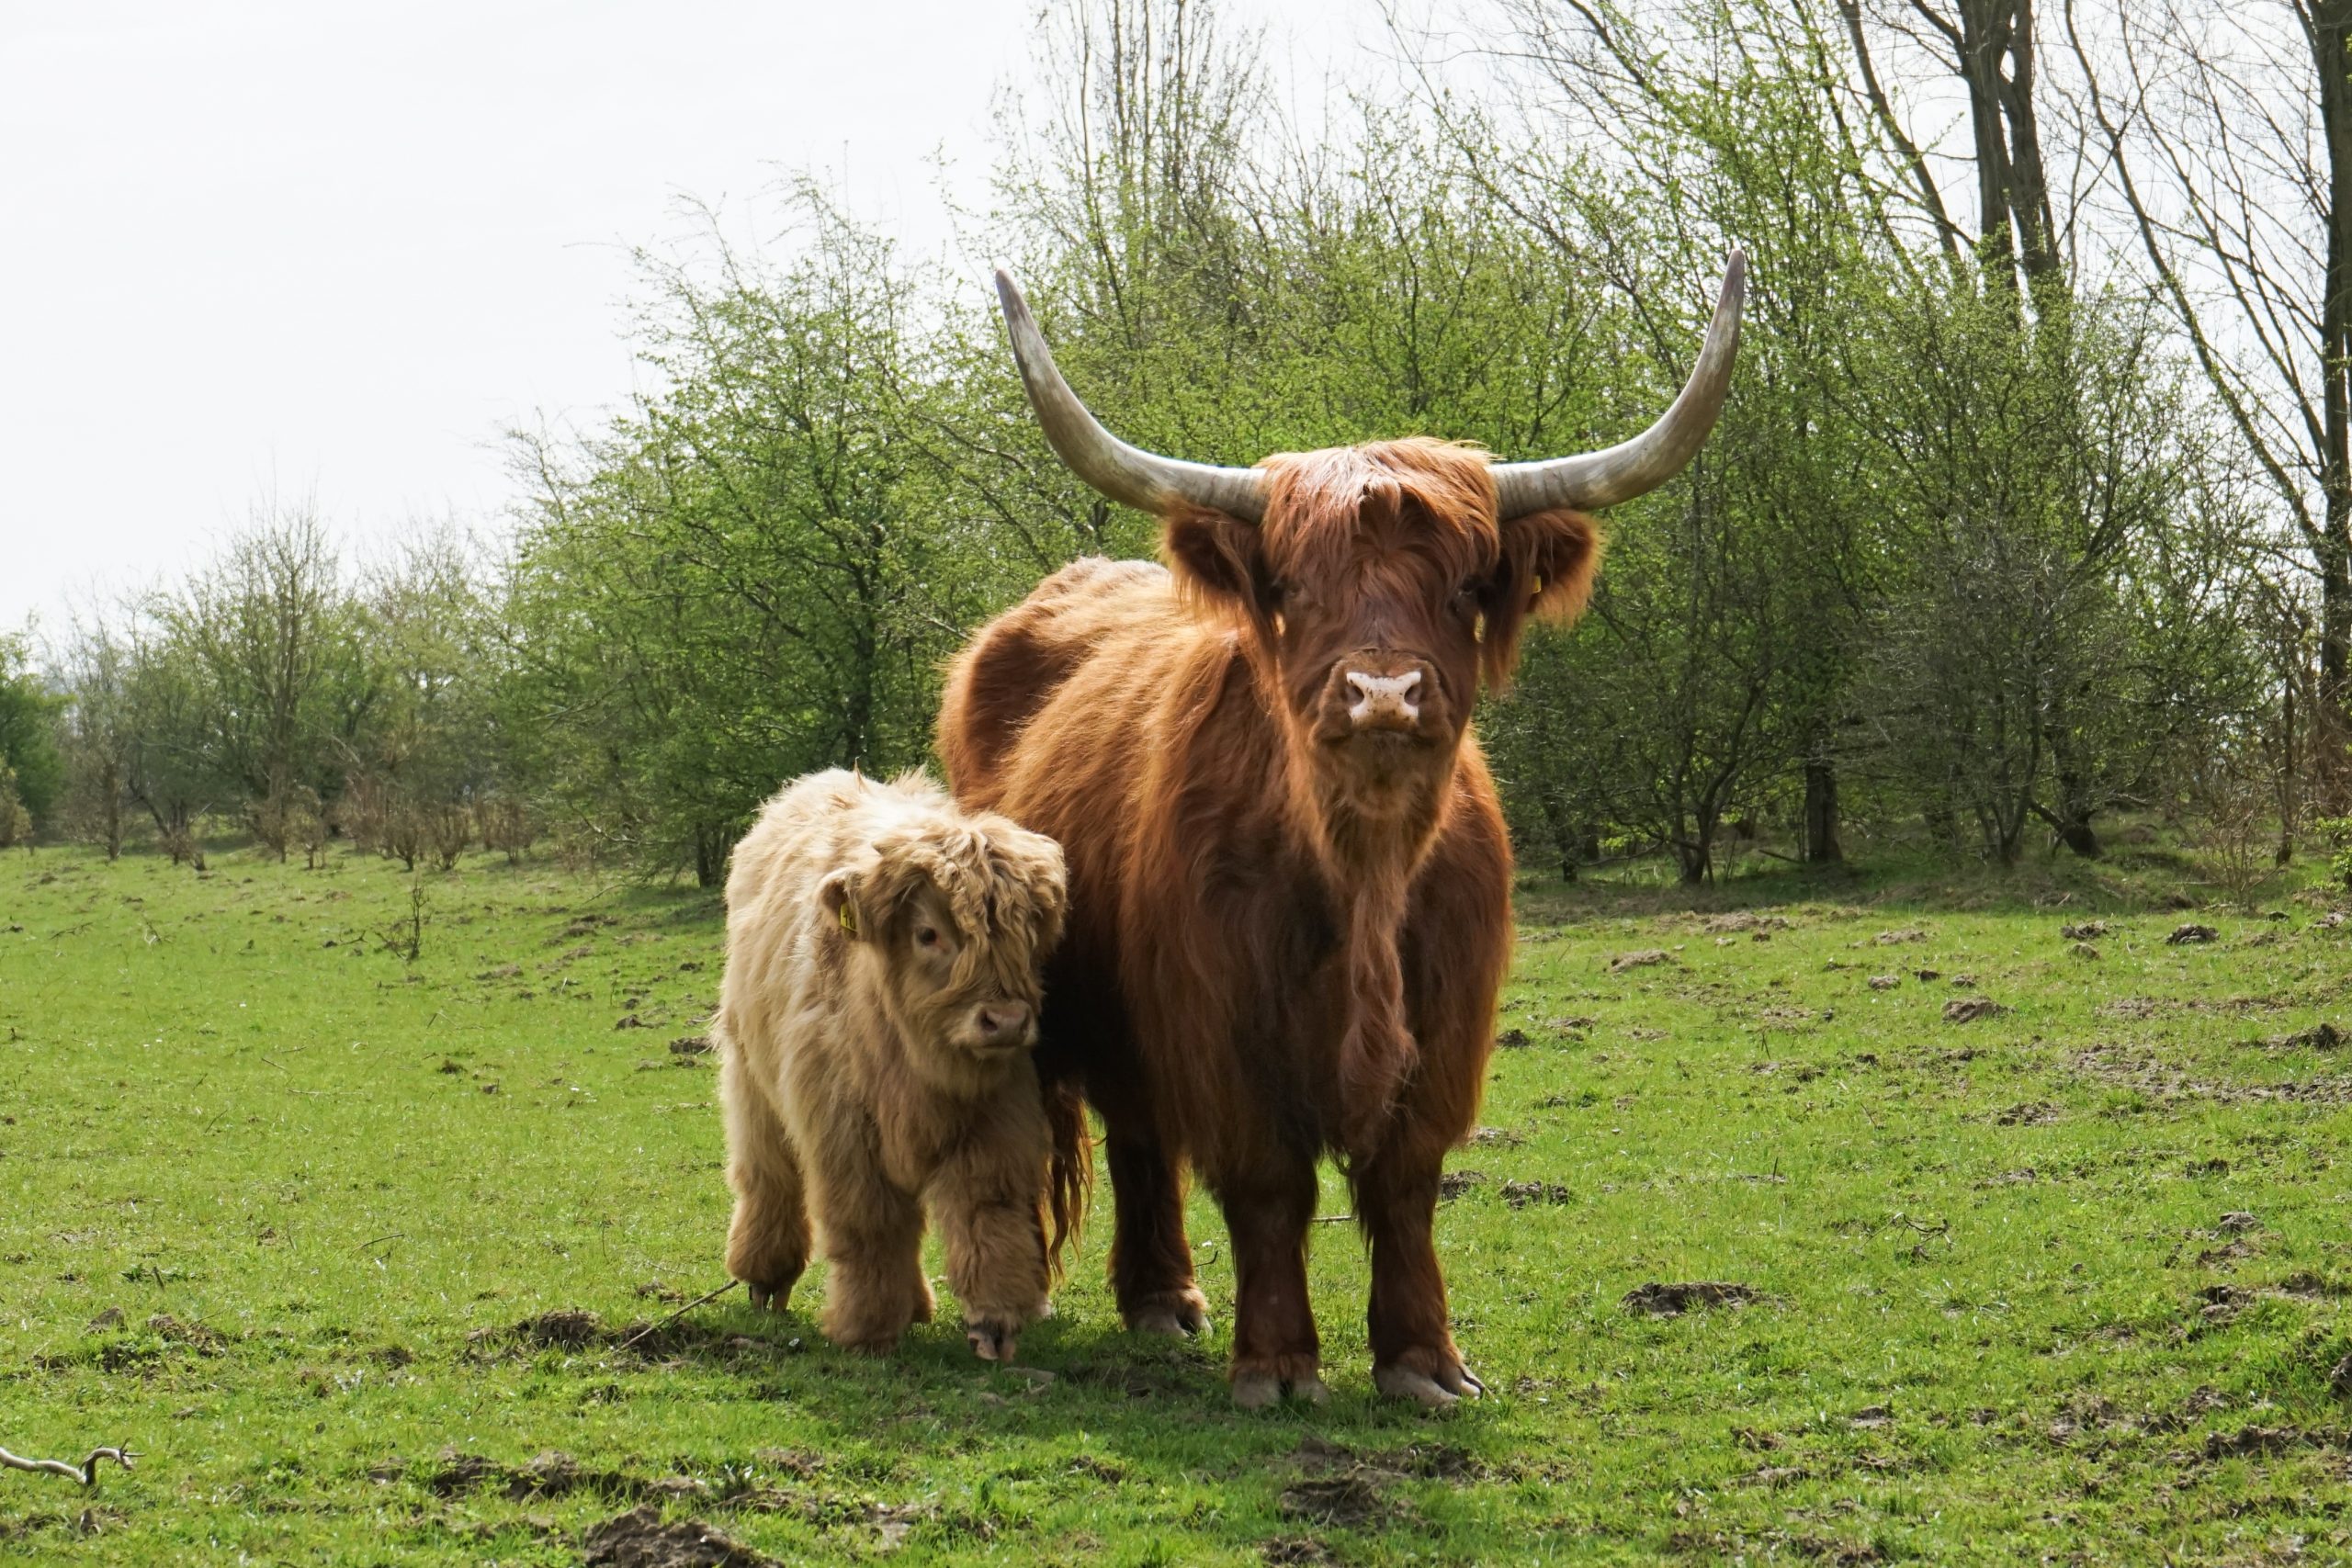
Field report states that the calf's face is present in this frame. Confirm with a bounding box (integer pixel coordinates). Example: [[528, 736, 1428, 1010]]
[[820, 825, 1067, 1069]]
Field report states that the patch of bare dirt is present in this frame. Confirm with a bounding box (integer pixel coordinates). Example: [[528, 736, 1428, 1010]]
[[1701, 913, 1791, 934], [1607, 949, 1672, 974], [2167, 922, 2220, 945], [2061, 920, 2109, 941], [1622, 1280, 1758, 1316], [431, 1448, 709, 1505], [582, 1504, 775, 1567], [1438, 1169, 1484, 1201], [1873, 927, 1928, 945], [1501, 1179, 1572, 1209], [1944, 998, 2005, 1024], [1278, 1473, 1394, 1529], [144, 1313, 226, 1352], [1867, 975, 1900, 989], [1262, 1539, 1336, 1565], [2204, 1426, 2320, 1461], [1994, 1101, 2060, 1126]]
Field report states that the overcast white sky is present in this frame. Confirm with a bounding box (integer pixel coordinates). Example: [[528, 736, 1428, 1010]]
[[0, 0, 1383, 640]]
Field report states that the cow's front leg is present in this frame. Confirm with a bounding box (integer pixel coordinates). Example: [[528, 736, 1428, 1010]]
[[1353, 1143, 1482, 1406], [1214, 1156, 1323, 1407]]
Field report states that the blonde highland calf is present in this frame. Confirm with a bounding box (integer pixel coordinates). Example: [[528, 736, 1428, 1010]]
[[714, 770, 1080, 1361]]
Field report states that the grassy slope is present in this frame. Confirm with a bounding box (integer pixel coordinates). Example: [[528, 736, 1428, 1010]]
[[2, 840, 2349, 1564]]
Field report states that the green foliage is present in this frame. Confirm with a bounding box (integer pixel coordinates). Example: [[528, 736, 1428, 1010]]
[[0, 632, 62, 825]]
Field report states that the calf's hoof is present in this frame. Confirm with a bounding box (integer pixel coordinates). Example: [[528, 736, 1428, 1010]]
[[1374, 1359, 1485, 1408], [965, 1311, 1033, 1363], [1123, 1289, 1210, 1339]]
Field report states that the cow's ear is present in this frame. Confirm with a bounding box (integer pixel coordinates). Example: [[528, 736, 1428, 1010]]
[[817, 869, 874, 942], [1481, 508, 1602, 685], [1163, 505, 1271, 614]]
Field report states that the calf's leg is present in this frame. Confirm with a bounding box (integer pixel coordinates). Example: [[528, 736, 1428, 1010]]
[[926, 1110, 1053, 1362], [798, 1114, 932, 1353], [719, 1041, 810, 1311]]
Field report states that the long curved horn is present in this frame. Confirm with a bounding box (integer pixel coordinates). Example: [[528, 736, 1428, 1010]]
[[1491, 252, 1747, 518], [995, 268, 1271, 524]]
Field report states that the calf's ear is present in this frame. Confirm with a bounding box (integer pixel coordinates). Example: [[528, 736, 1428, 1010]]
[[1480, 508, 1602, 686], [817, 869, 874, 942], [1164, 505, 1272, 617]]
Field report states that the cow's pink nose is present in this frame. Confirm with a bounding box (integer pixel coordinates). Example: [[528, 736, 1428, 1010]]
[[1345, 669, 1422, 727], [976, 1001, 1031, 1038]]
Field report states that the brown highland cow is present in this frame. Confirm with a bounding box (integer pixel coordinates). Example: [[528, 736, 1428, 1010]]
[[940, 259, 1743, 1405], [715, 769, 1077, 1360]]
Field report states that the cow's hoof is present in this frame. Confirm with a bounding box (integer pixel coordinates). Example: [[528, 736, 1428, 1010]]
[[1231, 1372, 1329, 1408], [744, 1282, 789, 1312], [1125, 1291, 1209, 1338], [1375, 1360, 1484, 1407]]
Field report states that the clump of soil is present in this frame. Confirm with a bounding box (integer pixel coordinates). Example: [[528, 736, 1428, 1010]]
[[1278, 1473, 1392, 1529], [431, 1449, 708, 1504], [2061, 920, 2108, 941], [1702, 913, 1790, 934], [1873, 928, 1927, 945], [1621, 1280, 1758, 1316], [582, 1503, 775, 1567], [1437, 1169, 1484, 1201], [2166, 923, 2219, 945], [1494, 1027, 1532, 1049], [1606, 949, 1671, 974], [1943, 998, 2005, 1024], [1500, 1179, 1571, 1209]]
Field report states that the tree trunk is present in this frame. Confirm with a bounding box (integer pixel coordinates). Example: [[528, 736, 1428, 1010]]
[[2315, 0, 2352, 812], [103, 761, 122, 863], [695, 824, 729, 889], [1802, 758, 1841, 863]]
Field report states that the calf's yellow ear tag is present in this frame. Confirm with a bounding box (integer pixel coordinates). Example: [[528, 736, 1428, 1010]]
[[1529, 573, 1544, 606], [839, 903, 858, 935]]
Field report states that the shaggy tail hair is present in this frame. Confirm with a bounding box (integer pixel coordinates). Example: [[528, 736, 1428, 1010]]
[[1043, 1077, 1091, 1280]]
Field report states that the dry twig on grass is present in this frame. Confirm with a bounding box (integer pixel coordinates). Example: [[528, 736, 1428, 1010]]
[[616, 1280, 738, 1353], [1, 1444, 137, 1485]]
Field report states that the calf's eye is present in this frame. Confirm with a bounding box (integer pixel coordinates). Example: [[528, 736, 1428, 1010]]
[[916, 926, 940, 948]]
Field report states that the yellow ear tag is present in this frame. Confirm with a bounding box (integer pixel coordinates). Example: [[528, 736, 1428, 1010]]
[[838, 903, 857, 935], [1529, 573, 1544, 605]]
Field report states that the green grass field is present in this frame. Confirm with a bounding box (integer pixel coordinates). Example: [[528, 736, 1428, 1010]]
[[5, 837, 2351, 1564]]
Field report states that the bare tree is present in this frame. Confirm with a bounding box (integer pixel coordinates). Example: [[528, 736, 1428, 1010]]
[[2065, 0, 2352, 806]]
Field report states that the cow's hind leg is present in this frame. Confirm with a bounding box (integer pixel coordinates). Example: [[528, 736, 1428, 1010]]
[[1213, 1154, 1323, 1407], [720, 1041, 810, 1312], [1103, 1121, 1209, 1338]]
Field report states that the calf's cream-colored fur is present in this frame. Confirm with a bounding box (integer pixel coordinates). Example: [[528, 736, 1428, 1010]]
[[716, 769, 1070, 1359]]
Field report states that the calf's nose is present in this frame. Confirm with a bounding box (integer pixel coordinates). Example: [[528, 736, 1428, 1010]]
[[976, 1000, 1032, 1040], [1345, 668, 1422, 728]]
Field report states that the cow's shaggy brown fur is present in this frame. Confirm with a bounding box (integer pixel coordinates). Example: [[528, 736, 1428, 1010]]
[[940, 438, 1601, 1405], [715, 769, 1078, 1360]]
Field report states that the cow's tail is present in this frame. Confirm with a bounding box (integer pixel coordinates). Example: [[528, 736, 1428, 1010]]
[[1043, 1077, 1091, 1280]]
